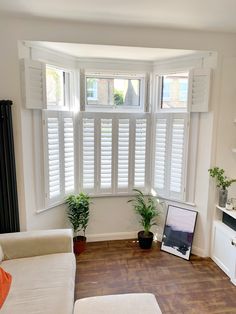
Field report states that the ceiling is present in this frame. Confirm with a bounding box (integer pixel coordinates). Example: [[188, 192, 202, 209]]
[[1, 0, 236, 33], [30, 42, 199, 61]]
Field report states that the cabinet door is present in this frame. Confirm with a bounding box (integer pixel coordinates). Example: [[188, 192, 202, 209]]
[[212, 223, 234, 277]]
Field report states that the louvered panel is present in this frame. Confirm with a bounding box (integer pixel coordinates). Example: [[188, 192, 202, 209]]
[[118, 119, 130, 189], [170, 118, 185, 194], [47, 117, 60, 199], [100, 119, 112, 189], [134, 119, 147, 187], [82, 118, 95, 189], [22, 59, 46, 109], [154, 118, 167, 190], [64, 116, 74, 193], [190, 68, 211, 112]]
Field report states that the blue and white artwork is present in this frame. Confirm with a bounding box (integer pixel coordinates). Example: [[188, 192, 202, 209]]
[[161, 205, 197, 260]]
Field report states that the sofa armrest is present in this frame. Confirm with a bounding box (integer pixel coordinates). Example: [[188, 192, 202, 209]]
[[0, 229, 73, 260]]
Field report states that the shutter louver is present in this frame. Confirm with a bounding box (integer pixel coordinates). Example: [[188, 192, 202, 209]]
[[21, 59, 46, 109], [134, 119, 147, 188], [189, 68, 211, 112], [100, 119, 112, 190], [154, 118, 167, 191], [64, 116, 75, 193], [117, 119, 130, 189], [170, 118, 185, 197], [82, 118, 95, 190], [47, 116, 61, 200]]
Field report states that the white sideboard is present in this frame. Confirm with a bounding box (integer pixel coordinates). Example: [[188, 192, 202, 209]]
[[211, 205, 236, 285]]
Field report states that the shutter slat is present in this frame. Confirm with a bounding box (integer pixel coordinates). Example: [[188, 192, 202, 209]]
[[82, 118, 95, 190], [134, 118, 147, 188], [118, 119, 129, 189]]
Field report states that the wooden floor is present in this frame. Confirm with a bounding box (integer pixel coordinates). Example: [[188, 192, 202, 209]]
[[75, 239, 236, 314]]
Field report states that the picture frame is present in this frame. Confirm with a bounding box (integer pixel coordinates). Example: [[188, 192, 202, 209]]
[[161, 205, 198, 260]]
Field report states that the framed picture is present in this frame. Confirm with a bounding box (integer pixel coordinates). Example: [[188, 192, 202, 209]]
[[161, 205, 198, 260]]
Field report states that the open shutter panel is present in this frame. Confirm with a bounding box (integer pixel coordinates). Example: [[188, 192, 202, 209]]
[[134, 118, 147, 188], [100, 119, 113, 192], [44, 112, 61, 206], [82, 118, 95, 191], [154, 117, 168, 194], [189, 68, 211, 112], [21, 59, 46, 109], [169, 116, 188, 200], [117, 119, 130, 190], [44, 111, 75, 207], [63, 114, 75, 193]]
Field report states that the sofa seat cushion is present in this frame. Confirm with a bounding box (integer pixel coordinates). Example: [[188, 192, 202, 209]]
[[74, 293, 162, 314], [1, 253, 76, 314]]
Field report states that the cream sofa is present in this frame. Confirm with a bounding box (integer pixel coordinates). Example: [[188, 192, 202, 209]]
[[0, 229, 76, 314]]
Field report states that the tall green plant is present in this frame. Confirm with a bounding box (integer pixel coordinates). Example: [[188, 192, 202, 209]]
[[65, 193, 91, 237], [208, 167, 236, 190], [128, 189, 160, 236]]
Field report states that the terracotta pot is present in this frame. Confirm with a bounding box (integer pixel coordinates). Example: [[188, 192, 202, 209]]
[[138, 231, 154, 249], [73, 236, 86, 255]]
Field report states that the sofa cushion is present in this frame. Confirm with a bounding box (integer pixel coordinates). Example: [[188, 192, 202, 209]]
[[0, 267, 12, 309], [74, 293, 162, 314], [0, 253, 75, 314]]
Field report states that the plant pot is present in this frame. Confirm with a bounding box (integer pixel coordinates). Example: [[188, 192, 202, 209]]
[[138, 231, 154, 249], [219, 189, 228, 207], [73, 236, 86, 255]]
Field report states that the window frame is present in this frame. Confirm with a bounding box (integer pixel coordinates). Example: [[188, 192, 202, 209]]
[[84, 71, 147, 112], [46, 64, 73, 111], [155, 71, 190, 113]]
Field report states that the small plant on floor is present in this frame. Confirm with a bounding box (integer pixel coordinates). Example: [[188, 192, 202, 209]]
[[128, 189, 162, 249], [65, 192, 91, 254], [208, 167, 236, 207]]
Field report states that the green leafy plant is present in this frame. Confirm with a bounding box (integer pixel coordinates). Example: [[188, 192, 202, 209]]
[[128, 189, 161, 236], [208, 167, 236, 190], [65, 193, 91, 237], [114, 90, 124, 106]]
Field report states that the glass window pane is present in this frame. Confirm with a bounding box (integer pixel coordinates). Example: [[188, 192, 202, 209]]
[[161, 73, 188, 109], [86, 77, 140, 107], [46, 66, 65, 107]]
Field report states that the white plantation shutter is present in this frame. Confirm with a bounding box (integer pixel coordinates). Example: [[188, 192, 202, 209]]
[[189, 68, 211, 112], [21, 59, 46, 109], [100, 119, 113, 191], [169, 117, 186, 199], [81, 118, 95, 191], [63, 114, 75, 193], [153, 113, 188, 201], [46, 114, 61, 200], [154, 118, 168, 192], [117, 119, 130, 190], [43, 110, 75, 207], [134, 119, 147, 188]]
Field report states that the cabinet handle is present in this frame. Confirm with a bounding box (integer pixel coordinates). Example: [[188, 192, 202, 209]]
[[231, 239, 236, 246]]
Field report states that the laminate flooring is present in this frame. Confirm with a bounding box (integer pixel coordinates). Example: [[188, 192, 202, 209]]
[[75, 239, 236, 314]]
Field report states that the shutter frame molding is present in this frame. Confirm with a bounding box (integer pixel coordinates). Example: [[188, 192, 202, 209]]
[[21, 59, 46, 110], [189, 68, 211, 113]]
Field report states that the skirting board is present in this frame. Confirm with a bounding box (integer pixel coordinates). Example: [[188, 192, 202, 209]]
[[86, 231, 206, 257], [86, 231, 138, 242]]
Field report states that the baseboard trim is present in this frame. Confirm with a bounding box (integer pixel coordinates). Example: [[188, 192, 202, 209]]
[[86, 231, 138, 242]]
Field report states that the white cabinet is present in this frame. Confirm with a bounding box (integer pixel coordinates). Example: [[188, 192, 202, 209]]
[[211, 206, 236, 285]]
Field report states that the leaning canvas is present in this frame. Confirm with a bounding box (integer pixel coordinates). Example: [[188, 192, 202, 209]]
[[161, 205, 198, 260]]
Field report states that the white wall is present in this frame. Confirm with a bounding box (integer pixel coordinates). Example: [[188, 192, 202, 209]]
[[1, 16, 236, 256]]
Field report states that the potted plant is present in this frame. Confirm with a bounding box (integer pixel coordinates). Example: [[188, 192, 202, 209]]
[[65, 192, 91, 254], [128, 189, 161, 249], [208, 167, 236, 207]]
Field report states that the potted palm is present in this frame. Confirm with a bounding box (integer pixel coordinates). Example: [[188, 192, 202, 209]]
[[128, 189, 161, 249], [209, 167, 236, 207], [65, 192, 91, 254]]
